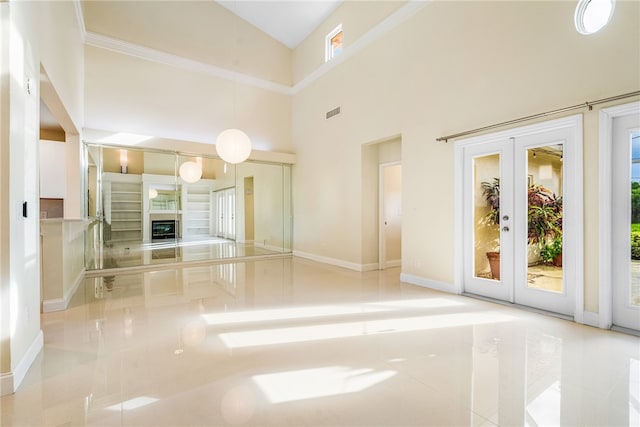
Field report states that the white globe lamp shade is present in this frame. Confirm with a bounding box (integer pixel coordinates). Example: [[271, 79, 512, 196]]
[[148, 188, 158, 199], [216, 129, 252, 164], [179, 161, 202, 183]]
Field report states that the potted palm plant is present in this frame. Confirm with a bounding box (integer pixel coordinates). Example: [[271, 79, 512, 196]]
[[481, 179, 563, 279], [480, 178, 501, 279]]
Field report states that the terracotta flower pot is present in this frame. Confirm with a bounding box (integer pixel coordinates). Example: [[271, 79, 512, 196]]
[[486, 251, 500, 280], [553, 253, 562, 267]]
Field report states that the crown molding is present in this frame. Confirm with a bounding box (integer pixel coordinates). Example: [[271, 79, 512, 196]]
[[74, 0, 86, 42], [85, 32, 294, 95], [84, 0, 430, 96]]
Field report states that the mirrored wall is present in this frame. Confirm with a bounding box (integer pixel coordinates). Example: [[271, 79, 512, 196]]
[[84, 143, 292, 271]]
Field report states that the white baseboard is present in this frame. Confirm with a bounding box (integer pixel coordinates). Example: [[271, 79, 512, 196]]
[[362, 263, 379, 272], [0, 372, 14, 397], [42, 270, 85, 313], [1, 330, 44, 396], [400, 273, 456, 294], [384, 260, 401, 268], [293, 250, 370, 272], [254, 242, 289, 253], [581, 311, 602, 328]]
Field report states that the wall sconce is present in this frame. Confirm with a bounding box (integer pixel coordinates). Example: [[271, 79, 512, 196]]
[[120, 149, 128, 174]]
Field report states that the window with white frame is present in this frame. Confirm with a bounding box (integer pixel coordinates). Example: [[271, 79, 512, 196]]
[[325, 24, 343, 62]]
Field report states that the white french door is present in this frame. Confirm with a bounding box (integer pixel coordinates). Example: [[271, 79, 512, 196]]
[[611, 111, 640, 331], [214, 188, 237, 240], [459, 116, 582, 317]]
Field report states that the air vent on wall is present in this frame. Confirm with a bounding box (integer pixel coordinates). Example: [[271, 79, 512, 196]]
[[326, 106, 341, 120]]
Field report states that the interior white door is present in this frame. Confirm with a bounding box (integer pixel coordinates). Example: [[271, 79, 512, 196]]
[[225, 188, 236, 241], [612, 112, 640, 331], [461, 117, 580, 317], [380, 163, 402, 269], [215, 190, 226, 238], [214, 188, 237, 240]]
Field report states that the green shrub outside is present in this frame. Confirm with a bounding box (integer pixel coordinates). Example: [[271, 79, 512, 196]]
[[632, 182, 640, 223], [632, 231, 640, 260]]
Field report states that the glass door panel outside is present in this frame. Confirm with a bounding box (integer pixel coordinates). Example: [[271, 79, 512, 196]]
[[525, 145, 564, 295], [513, 125, 577, 317], [462, 118, 579, 318], [463, 139, 513, 302], [473, 154, 501, 281], [630, 131, 640, 310], [613, 112, 640, 331]]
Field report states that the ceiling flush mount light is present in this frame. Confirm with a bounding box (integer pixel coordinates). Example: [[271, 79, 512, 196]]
[[216, 129, 252, 164], [179, 157, 203, 183], [575, 0, 615, 35]]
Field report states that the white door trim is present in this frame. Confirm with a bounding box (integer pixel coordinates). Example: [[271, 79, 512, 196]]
[[379, 161, 401, 270], [454, 114, 584, 321], [598, 101, 640, 329]]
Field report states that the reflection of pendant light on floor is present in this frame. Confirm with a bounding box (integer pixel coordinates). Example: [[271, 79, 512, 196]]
[[216, 1, 252, 165], [179, 157, 203, 183]]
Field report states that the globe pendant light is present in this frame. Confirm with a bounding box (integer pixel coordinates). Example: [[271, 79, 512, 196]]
[[179, 157, 203, 183], [216, 128, 252, 164]]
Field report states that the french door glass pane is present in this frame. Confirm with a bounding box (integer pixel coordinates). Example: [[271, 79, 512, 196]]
[[473, 154, 500, 280], [526, 145, 563, 293], [630, 131, 640, 307]]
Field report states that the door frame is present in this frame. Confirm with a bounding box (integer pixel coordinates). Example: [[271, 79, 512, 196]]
[[454, 115, 584, 320], [599, 101, 640, 329], [379, 161, 402, 270]]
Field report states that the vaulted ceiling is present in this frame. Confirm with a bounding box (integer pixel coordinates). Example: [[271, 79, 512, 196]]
[[216, 1, 343, 49], [43, 0, 345, 136]]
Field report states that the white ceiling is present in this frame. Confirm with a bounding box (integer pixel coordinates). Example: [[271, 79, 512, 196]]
[[216, 1, 343, 49]]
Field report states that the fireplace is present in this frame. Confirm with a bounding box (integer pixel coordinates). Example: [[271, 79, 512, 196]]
[[151, 220, 178, 240]]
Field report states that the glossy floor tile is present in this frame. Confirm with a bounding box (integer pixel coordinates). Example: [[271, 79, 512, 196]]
[[86, 237, 288, 271], [2, 257, 639, 426]]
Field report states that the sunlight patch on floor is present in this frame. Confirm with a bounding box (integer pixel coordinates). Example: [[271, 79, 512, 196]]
[[252, 366, 396, 404], [219, 311, 514, 349], [201, 298, 464, 326], [105, 396, 159, 411]]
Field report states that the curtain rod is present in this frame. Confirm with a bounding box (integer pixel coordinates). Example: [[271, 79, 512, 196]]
[[436, 90, 640, 143]]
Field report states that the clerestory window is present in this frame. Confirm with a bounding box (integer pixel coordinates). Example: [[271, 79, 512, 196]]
[[325, 24, 343, 62]]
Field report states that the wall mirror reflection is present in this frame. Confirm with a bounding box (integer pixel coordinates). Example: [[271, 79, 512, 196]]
[[84, 143, 292, 271]]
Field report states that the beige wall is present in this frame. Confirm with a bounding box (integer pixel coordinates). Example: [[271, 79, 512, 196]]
[[1, 0, 42, 393], [1, 0, 84, 394], [84, 46, 293, 153], [38, 0, 84, 219], [0, 0, 10, 385], [292, 1, 403, 84], [292, 1, 640, 313], [82, 0, 292, 86]]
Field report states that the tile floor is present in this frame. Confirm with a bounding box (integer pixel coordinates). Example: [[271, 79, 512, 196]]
[[2, 257, 639, 426], [87, 237, 287, 271]]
